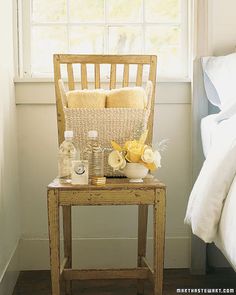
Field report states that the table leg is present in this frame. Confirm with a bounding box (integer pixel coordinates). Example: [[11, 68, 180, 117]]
[[137, 204, 148, 295], [63, 206, 72, 295], [48, 189, 60, 295], [153, 189, 166, 295]]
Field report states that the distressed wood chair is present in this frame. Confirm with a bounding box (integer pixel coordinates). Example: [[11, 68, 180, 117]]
[[48, 54, 166, 295]]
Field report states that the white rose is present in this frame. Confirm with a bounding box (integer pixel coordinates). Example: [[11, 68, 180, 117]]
[[153, 150, 161, 168], [141, 147, 154, 163], [108, 150, 126, 171]]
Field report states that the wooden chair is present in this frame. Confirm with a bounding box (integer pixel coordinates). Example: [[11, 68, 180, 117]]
[[48, 54, 166, 295]]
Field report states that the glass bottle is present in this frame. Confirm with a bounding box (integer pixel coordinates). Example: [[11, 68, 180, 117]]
[[58, 130, 77, 183], [83, 130, 104, 179]]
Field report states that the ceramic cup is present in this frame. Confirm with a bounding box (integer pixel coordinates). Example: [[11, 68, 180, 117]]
[[122, 163, 148, 182]]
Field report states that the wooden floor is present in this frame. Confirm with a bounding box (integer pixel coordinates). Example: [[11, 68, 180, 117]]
[[13, 268, 236, 295]]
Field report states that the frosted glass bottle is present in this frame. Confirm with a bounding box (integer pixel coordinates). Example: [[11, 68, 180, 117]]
[[83, 130, 104, 179], [58, 130, 77, 184]]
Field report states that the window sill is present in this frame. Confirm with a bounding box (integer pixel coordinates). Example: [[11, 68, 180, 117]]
[[15, 77, 191, 105]]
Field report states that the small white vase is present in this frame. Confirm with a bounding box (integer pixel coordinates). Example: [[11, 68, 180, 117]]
[[122, 163, 148, 183]]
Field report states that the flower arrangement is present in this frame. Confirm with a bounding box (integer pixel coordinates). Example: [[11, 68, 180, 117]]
[[108, 130, 162, 172]]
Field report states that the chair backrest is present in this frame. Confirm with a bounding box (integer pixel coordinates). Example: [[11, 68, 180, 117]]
[[53, 54, 157, 145]]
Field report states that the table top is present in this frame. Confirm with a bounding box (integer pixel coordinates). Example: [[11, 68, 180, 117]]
[[48, 177, 166, 191]]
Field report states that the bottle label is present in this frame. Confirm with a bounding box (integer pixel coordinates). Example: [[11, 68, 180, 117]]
[[58, 156, 72, 180]]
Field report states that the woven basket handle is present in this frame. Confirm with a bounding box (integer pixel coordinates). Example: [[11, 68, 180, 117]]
[[58, 79, 68, 108], [145, 80, 153, 112]]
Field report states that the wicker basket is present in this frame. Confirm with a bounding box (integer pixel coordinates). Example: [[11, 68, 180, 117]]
[[59, 80, 153, 177]]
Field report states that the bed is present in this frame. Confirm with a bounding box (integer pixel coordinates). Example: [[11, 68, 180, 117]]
[[186, 52, 236, 271]]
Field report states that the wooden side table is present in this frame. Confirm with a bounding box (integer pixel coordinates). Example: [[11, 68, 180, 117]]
[[47, 178, 166, 295]]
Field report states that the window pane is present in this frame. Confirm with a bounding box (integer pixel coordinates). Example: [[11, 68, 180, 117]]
[[107, 0, 142, 23], [145, 25, 180, 49], [28, 0, 188, 78], [32, 0, 67, 22], [145, 0, 180, 23], [69, 26, 105, 54], [31, 26, 67, 73], [145, 25, 182, 77], [69, 0, 104, 23], [157, 47, 183, 77], [109, 26, 142, 54]]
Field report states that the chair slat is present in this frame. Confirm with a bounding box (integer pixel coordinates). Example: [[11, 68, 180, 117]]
[[148, 56, 157, 84], [136, 64, 143, 86], [110, 64, 116, 89], [123, 64, 129, 87], [95, 64, 100, 89], [53, 55, 64, 145], [81, 64, 88, 89], [67, 64, 75, 90], [57, 54, 152, 64], [147, 56, 157, 144]]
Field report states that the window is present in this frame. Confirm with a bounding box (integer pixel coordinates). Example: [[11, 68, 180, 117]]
[[19, 0, 189, 79]]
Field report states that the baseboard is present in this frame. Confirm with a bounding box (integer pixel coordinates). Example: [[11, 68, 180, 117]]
[[0, 242, 19, 295], [19, 236, 190, 270]]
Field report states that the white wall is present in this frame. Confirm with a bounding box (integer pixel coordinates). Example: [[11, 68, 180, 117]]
[[0, 0, 20, 294], [16, 82, 191, 269], [211, 0, 236, 55]]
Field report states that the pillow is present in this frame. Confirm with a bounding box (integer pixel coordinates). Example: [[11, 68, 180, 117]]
[[215, 100, 236, 122], [202, 53, 236, 109], [202, 57, 221, 108], [67, 89, 106, 109], [106, 87, 147, 109]]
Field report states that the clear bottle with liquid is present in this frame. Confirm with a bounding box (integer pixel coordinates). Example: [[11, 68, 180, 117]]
[[58, 130, 78, 183], [83, 130, 104, 179]]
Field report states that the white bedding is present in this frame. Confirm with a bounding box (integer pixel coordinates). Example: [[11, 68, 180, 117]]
[[185, 113, 236, 269], [215, 176, 236, 270], [201, 114, 218, 157]]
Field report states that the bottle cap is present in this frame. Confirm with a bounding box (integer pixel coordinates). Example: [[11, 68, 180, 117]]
[[88, 130, 98, 138], [64, 130, 74, 139], [91, 176, 106, 186]]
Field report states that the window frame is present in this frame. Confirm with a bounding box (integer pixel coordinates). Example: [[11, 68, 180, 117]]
[[15, 0, 192, 82]]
